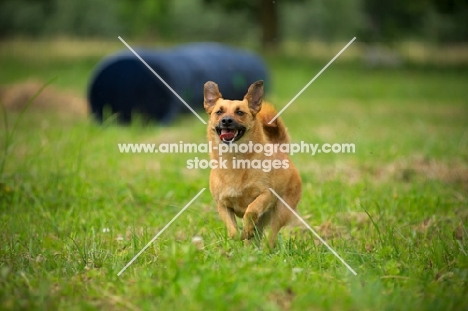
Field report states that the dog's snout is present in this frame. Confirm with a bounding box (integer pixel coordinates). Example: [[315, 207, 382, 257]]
[[221, 117, 234, 125]]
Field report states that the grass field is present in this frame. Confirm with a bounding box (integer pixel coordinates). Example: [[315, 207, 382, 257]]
[[0, 40, 467, 310]]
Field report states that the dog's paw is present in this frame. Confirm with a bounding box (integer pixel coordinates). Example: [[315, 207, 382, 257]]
[[241, 212, 258, 240], [241, 228, 254, 240], [227, 228, 238, 240], [243, 239, 253, 247]]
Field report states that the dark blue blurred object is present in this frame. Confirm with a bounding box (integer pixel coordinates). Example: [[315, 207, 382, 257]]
[[88, 43, 269, 124]]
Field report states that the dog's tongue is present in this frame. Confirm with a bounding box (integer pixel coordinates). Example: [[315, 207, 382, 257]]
[[220, 129, 235, 141]]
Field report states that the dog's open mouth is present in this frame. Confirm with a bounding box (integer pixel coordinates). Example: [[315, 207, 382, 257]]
[[216, 127, 245, 143]]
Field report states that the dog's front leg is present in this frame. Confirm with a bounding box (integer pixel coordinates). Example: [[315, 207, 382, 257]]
[[241, 190, 274, 240], [217, 204, 238, 239]]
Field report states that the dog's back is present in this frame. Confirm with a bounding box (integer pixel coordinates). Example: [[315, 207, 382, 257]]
[[257, 103, 290, 145]]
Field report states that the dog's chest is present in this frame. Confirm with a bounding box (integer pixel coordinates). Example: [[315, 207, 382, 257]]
[[210, 163, 269, 217], [212, 172, 267, 217], [221, 186, 260, 217]]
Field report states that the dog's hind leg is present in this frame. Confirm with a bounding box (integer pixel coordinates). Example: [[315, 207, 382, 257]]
[[217, 204, 238, 239], [252, 209, 272, 241], [268, 204, 289, 247]]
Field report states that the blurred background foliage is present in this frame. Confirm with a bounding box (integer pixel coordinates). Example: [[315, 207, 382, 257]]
[[0, 0, 467, 48]]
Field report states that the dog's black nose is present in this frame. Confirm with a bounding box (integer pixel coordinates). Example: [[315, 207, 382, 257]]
[[221, 117, 234, 125]]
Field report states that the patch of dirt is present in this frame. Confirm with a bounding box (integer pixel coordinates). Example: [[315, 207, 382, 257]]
[[337, 211, 370, 227], [381, 155, 468, 188], [313, 220, 349, 240], [285, 219, 350, 243], [301, 155, 468, 189], [413, 217, 436, 235], [0, 80, 88, 117], [270, 287, 295, 311], [453, 225, 465, 240]]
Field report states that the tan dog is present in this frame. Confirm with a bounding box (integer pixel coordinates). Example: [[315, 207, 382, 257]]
[[204, 80, 302, 246]]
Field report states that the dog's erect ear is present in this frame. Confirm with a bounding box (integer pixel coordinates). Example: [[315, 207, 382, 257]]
[[204, 81, 222, 113], [245, 80, 263, 115]]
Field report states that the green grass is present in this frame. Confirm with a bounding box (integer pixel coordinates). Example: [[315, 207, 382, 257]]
[[1, 40, 468, 310]]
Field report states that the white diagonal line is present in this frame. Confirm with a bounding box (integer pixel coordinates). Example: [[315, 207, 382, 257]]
[[268, 37, 356, 124], [269, 188, 357, 275], [117, 188, 206, 276], [118, 36, 207, 125]]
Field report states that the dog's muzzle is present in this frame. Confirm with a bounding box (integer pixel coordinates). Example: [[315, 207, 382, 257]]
[[216, 117, 245, 143]]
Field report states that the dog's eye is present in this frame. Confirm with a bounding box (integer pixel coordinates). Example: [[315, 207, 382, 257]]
[[236, 110, 244, 116], [216, 110, 223, 115]]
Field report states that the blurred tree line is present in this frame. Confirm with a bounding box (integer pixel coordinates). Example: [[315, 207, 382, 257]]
[[0, 0, 467, 47]]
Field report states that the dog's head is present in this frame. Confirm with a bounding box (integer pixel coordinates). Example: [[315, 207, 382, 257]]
[[204, 80, 263, 144]]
